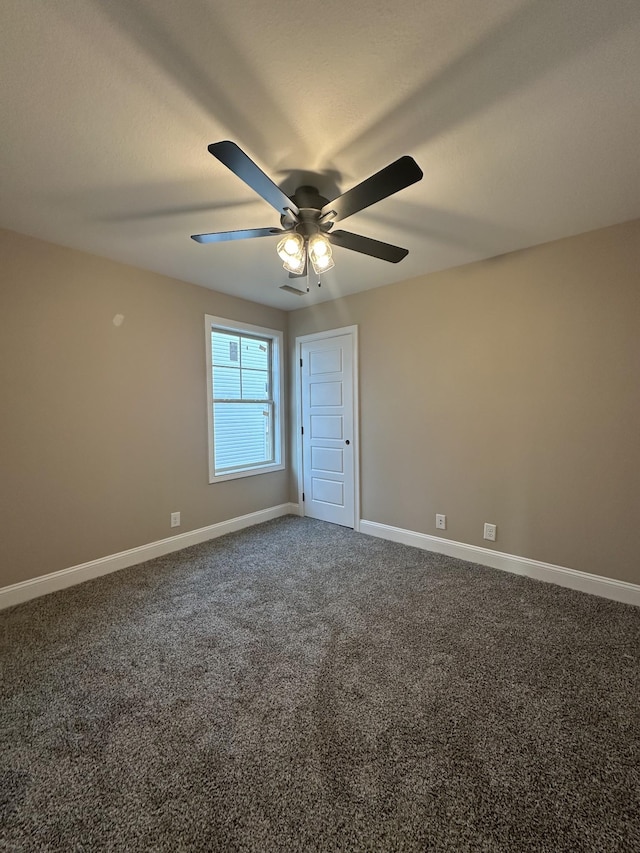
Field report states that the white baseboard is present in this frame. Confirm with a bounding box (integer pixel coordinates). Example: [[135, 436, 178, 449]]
[[1, 503, 299, 610], [6, 508, 634, 611], [359, 520, 640, 607]]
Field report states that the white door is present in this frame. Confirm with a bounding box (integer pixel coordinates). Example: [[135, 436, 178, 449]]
[[301, 333, 355, 527]]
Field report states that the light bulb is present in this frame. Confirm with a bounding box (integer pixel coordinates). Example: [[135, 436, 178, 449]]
[[283, 237, 300, 256], [277, 232, 304, 264], [283, 252, 306, 275], [308, 233, 329, 258]]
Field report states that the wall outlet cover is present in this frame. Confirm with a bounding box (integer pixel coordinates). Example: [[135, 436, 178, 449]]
[[483, 522, 497, 542], [435, 513, 447, 530]]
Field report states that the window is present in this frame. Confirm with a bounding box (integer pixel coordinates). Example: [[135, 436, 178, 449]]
[[205, 316, 284, 482]]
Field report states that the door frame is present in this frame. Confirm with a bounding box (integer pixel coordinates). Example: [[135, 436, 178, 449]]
[[294, 325, 360, 532]]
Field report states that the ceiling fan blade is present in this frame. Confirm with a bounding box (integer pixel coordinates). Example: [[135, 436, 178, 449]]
[[328, 229, 409, 263], [321, 156, 423, 223], [209, 141, 299, 217], [191, 227, 284, 244]]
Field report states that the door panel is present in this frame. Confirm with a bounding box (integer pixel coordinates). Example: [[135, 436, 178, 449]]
[[301, 333, 354, 527], [311, 447, 344, 473], [310, 381, 343, 407], [310, 414, 343, 439], [311, 477, 344, 505], [309, 348, 343, 374]]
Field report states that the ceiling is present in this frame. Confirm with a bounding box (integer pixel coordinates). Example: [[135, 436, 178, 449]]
[[2, 0, 639, 310]]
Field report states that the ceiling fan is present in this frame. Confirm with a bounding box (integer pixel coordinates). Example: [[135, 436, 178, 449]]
[[191, 141, 423, 291]]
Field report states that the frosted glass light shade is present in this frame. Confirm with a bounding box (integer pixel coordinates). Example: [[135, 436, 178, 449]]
[[277, 231, 305, 274], [308, 233, 334, 274], [283, 252, 306, 275]]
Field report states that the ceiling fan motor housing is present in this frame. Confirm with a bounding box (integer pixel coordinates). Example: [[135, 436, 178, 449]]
[[281, 186, 333, 235]]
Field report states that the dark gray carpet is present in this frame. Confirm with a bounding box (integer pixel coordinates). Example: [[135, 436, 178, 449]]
[[1, 516, 639, 852]]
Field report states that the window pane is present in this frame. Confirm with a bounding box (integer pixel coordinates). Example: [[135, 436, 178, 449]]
[[240, 336, 269, 371], [213, 366, 241, 399], [207, 318, 282, 482], [212, 332, 240, 366], [214, 402, 273, 472], [241, 368, 269, 400]]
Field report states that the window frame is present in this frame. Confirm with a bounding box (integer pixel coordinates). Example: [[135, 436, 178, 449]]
[[205, 315, 285, 483]]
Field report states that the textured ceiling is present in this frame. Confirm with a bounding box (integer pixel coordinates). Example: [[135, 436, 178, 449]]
[[2, 0, 639, 309]]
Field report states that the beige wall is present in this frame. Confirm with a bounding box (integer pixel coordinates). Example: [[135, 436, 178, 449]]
[[288, 219, 640, 585], [0, 229, 289, 586], [3, 220, 639, 590]]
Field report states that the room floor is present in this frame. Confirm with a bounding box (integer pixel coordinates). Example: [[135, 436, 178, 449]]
[[1, 517, 639, 851]]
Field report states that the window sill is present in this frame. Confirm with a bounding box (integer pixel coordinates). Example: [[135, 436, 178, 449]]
[[209, 461, 285, 483]]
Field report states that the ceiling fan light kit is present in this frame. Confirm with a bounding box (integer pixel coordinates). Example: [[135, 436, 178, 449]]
[[191, 141, 423, 293]]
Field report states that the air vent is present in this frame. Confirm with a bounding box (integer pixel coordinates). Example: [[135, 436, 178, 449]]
[[279, 284, 307, 296]]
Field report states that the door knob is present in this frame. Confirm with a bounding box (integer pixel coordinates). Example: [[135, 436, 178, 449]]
[[345, 440, 350, 445]]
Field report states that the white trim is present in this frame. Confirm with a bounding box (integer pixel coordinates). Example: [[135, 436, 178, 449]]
[[204, 315, 285, 483], [0, 503, 298, 610], [359, 520, 640, 607], [294, 326, 360, 532]]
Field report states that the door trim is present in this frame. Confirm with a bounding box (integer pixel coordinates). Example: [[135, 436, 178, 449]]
[[295, 326, 360, 531]]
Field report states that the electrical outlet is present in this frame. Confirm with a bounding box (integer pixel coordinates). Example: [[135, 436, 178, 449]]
[[170, 511, 181, 528], [483, 522, 497, 542], [435, 513, 447, 531]]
